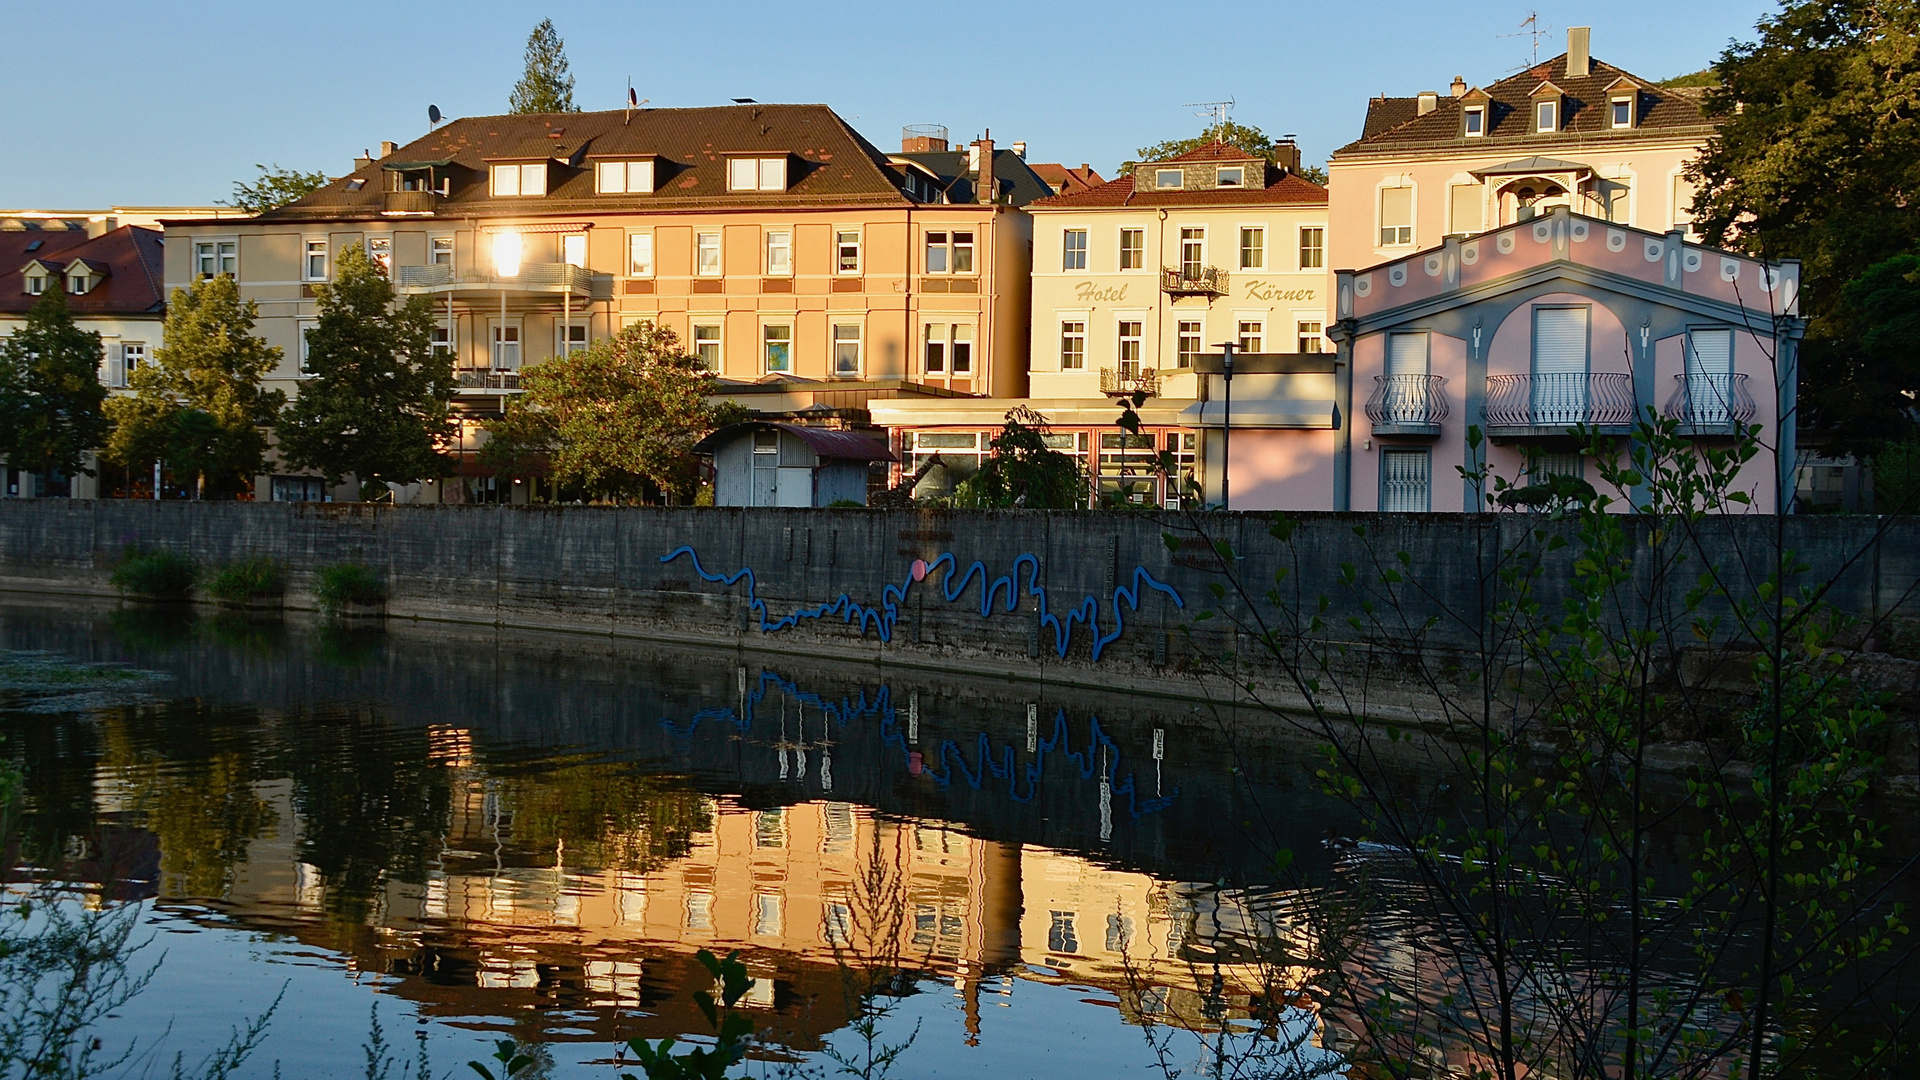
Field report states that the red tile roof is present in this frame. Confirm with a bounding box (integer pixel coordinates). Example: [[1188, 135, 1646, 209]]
[[1027, 163, 1106, 195], [1028, 160, 1326, 210], [0, 226, 165, 317]]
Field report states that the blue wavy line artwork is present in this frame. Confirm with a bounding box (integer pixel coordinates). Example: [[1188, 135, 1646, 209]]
[[661, 670, 1178, 820], [659, 546, 1182, 662]]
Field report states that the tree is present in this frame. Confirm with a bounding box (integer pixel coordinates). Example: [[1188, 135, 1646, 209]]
[[275, 245, 453, 492], [0, 281, 108, 490], [1690, 0, 1920, 454], [104, 274, 285, 499], [481, 322, 725, 502], [508, 18, 578, 114], [1129, 119, 1327, 183], [222, 164, 330, 214], [951, 407, 1088, 508]]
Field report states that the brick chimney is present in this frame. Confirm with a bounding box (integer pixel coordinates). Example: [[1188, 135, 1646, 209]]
[[379, 140, 397, 159], [1271, 138, 1302, 175], [1568, 27, 1591, 78], [974, 136, 996, 204], [1450, 75, 1468, 97]]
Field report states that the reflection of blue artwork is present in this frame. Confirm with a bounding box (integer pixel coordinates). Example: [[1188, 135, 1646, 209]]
[[664, 670, 1178, 819], [660, 547, 1182, 662]]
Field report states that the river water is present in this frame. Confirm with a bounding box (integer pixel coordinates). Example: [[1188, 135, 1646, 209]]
[[0, 598, 1351, 1079]]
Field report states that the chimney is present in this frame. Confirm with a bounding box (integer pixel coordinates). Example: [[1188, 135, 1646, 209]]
[[354, 151, 372, 171], [1271, 138, 1302, 175], [900, 124, 949, 153], [1568, 26, 1591, 78], [1417, 91, 1439, 116], [1011, 140, 1027, 159], [379, 140, 397, 159], [1450, 75, 1468, 97], [974, 136, 996, 205]]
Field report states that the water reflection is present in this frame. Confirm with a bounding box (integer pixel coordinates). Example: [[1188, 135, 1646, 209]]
[[0, 600, 1341, 1073]]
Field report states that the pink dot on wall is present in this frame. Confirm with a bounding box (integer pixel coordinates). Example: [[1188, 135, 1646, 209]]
[[910, 560, 928, 582]]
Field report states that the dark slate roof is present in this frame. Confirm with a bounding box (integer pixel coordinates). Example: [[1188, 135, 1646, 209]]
[[0, 226, 165, 317], [695, 421, 896, 462], [1335, 55, 1714, 158], [246, 104, 917, 222], [1030, 142, 1327, 209], [892, 148, 1055, 206]]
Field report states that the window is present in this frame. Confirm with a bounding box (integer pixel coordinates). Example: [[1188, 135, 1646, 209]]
[[558, 322, 588, 355], [120, 342, 146, 387], [1176, 320, 1203, 368], [24, 273, 44, 295], [1059, 320, 1086, 370], [68, 273, 88, 294], [692, 324, 721, 370], [832, 323, 861, 377], [366, 237, 391, 272], [1530, 451, 1583, 483], [1672, 175, 1697, 230], [305, 240, 328, 280], [925, 231, 948, 274], [1536, 100, 1558, 133], [628, 233, 654, 276], [1118, 228, 1144, 270], [595, 159, 654, 194], [764, 230, 792, 276], [1155, 168, 1183, 189], [951, 325, 973, 373], [835, 230, 861, 273], [1179, 228, 1204, 278], [1464, 105, 1486, 136], [762, 324, 792, 373], [430, 236, 453, 266], [1238, 227, 1264, 270], [1449, 184, 1482, 235], [1062, 229, 1088, 270], [952, 231, 974, 273], [1049, 911, 1080, 954], [430, 324, 451, 360], [1380, 188, 1413, 246], [1684, 327, 1736, 425], [686, 890, 713, 931], [695, 232, 722, 276], [1298, 321, 1325, 353], [754, 892, 782, 937], [1381, 448, 1432, 512], [1107, 913, 1135, 953], [195, 241, 237, 278], [728, 156, 787, 191], [489, 162, 547, 197], [490, 321, 521, 369], [1611, 96, 1634, 128], [1117, 320, 1143, 377], [1298, 227, 1324, 269], [924, 324, 972, 374], [562, 233, 585, 268], [298, 320, 316, 374], [1532, 306, 1592, 425], [755, 809, 785, 848], [925, 231, 974, 274], [1216, 166, 1244, 188], [1236, 319, 1263, 353], [1387, 332, 1428, 376]]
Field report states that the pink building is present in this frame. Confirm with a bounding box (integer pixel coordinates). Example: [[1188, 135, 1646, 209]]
[[1334, 205, 1801, 513]]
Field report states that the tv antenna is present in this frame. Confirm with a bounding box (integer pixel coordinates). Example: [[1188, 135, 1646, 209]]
[[1498, 11, 1551, 68], [1183, 98, 1235, 137]]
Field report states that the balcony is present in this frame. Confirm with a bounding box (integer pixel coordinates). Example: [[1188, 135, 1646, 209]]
[[382, 190, 440, 216], [456, 370, 523, 392], [1484, 372, 1636, 439], [1161, 266, 1229, 298], [1663, 373, 1755, 436], [1100, 366, 1160, 398], [394, 262, 593, 296], [1366, 374, 1450, 436]]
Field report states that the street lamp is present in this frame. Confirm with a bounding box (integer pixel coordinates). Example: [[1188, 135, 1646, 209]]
[[491, 230, 522, 374], [1215, 340, 1237, 510]]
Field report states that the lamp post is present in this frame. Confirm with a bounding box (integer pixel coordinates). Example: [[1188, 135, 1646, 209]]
[[491, 230, 522, 376], [1215, 341, 1236, 510]]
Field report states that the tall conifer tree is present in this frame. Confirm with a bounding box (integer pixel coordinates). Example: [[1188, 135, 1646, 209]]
[[509, 19, 578, 114]]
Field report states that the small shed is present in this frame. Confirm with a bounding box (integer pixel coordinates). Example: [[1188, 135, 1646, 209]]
[[697, 422, 896, 507]]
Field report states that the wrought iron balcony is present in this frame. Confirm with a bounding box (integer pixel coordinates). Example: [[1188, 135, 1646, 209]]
[[382, 190, 440, 216], [1100, 365, 1160, 398], [1662, 373, 1755, 435], [1484, 372, 1636, 437], [394, 262, 592, 295], [1161, 266, 1229, 297], [1366, 374, 1450, 436]]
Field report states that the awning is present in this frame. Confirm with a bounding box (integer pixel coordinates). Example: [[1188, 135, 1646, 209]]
[[1177, 401, 1337, 429], [1470, 156, 1592, 179], [381, 158, 456, 171]]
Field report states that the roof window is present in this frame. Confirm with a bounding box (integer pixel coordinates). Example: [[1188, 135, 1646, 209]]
[[728, 156, 788, 192], [596, 159, 655, 194], [24, 272, 45, 295], [1216, 166, 1244, 188], [1464, 105, 1486, 137], [1155, 168, 1184, 189], [490, 162, 548, 198]]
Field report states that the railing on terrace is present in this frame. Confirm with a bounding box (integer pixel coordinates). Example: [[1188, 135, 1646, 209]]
[[1485, 372, 1636, 434], [456, 371, 522, 390], [1161, 266, 1229, 297], [1100, 366, 1160, 397], [394, 263, 592, 292], [1662, 373, 1756, 434], [1365, 374, 1450, 435]]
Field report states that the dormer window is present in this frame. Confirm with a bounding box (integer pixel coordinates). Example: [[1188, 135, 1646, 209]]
[[489, 162, 548, 197], [68, 273, 88, 294], [1155, 168, 1184, 189], [25, 273, 45, 295], [596, 159, 655, 194], [1611, 95, 1635, 128], [1216, 166, 1244, 188], [1536, 100, 1558, 132], [728, 156, 787, 192], [1464, 105, 1486, 137]]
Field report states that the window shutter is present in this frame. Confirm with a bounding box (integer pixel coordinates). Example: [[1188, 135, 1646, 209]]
[[1387, 333, 1429, 376], [629, 160, 654, 193], [1381, 449, 1431, 512], [1532, 307, 1589, 375], [1687, 329, 1732, 379], [107, 344, 124, 388], [1449, 185, 1482, 233], [1380, 187, 1412, 228]]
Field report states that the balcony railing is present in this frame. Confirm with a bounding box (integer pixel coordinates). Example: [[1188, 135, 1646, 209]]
[[1662, 373, 1755, 434], [395, 262, 592, 293], [1100, 366, 1160, 397], [1485, 372, 1637, 435], [382, 190, 440, 215], [1161, 266, 1229, 297], [456, 371, 522, 390], [1366, 374, 1450, 436]]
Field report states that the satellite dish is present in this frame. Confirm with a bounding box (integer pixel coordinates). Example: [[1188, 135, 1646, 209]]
[[627, 87, 638, 108], [428, 104, 443, 125]]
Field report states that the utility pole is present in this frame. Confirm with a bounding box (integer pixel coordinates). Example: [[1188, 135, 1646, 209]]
[[1216, 341, 1236, 510]]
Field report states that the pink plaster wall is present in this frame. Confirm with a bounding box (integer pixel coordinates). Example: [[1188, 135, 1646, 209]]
[[1352, 331, 1472, 513], [1229, 429, 1337, 511], [1486, 293, 1632, 378]]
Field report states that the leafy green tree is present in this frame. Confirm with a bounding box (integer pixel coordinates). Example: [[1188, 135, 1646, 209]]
[[0, 281, 108, 490], [276, 246, 452, 492], [1690, 0, 1920, 453], [952, 407, 1088, 509], [481, 322, 725, 502], [1129, 119, 1327, 183], [508, 18, 578, 114], [104, 274, 285, 499], [222, 164, 330, 214]]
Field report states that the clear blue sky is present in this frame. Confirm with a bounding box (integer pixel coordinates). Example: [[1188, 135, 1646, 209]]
[[4, 0, 1777, 209]]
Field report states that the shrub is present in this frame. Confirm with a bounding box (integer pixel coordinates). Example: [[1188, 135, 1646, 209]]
[[109, 547, 196, 599], [313, 562, 387, 607], [205, 557, 287, 603]]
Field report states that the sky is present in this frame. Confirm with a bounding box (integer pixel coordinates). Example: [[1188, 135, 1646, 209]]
[[3, 0, 1780, 210]]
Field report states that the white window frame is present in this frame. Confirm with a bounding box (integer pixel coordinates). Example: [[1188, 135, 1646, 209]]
[[695, 231, 723, 277], [1216, 166, 1245, 188], [830, 321, 862, 378], [1178, 226, 1206, 276], [1155, 168, 1184, 190], [835, 229, 861, 274], [1116, 318, 1144, 375], [365, 236, 392, 272], [764, 229, 793, 277], [1058, 316, 1087, 371], [304, 239, 328, 281], [489, 317, 522, 371], [1238, 225, 1265, 270], [728, 156, 788, 192], [25, 273, 45, 295], [121, 341, 147, 386], [429, 235, 454, 266], [195, 239, 238, 279], [596, 159, 655, 194], [1463, 105, 1486, 137], [923, 322, 976, 375], [68, 272, 88, 294], [691, 322, 722, 371], [1296, 318, 1326, 354], [555, 320, 589, 356], [1176, 320, 1203, 369], [1117, 227, 1145, 271], [923, 230, 977, 275], [489, 161, 547, 197], [561, 233, 586, 268], [430, 322, 452, 361], [762, 322, 793, 374], [1297, 225, 1325, 269], [1062, 228, 1088, 271], [1380, 447, 1432, 512], [1610, 96, 1634, 129], [627, 232, 654, 277], [1536, 99, 1559, 133], [1378, 182, 1414, 247], [1235, 317, 1264, 354], [297, 319, 317, 375]]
